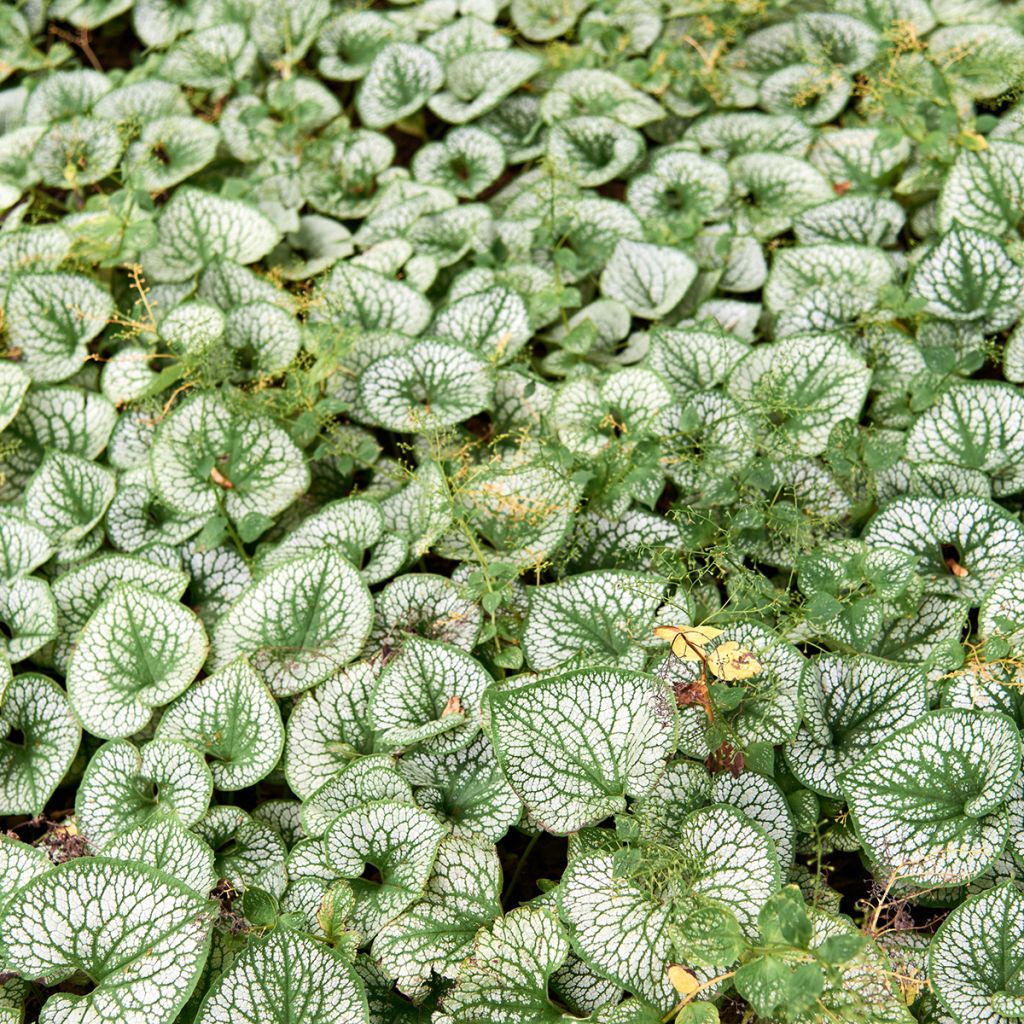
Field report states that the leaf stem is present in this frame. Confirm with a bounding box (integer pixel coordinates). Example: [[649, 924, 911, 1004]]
[[502, 831, 540, 910]]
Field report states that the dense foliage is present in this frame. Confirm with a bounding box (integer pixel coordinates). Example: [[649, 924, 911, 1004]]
[[1, 0, 1023, 1022]]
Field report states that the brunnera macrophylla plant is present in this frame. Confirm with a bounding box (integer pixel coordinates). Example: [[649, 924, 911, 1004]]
[[2, 1, 1024, 1023]]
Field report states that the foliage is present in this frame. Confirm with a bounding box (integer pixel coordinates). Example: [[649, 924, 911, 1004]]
[[0, 2, 1023, 1024]]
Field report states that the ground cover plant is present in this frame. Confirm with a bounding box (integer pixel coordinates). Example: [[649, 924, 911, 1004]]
[[1, 0, 1024, 1021]]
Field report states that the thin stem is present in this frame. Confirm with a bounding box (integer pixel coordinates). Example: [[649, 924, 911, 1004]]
[[502, 832, 540, 910], [660, 970, 736, 1022]]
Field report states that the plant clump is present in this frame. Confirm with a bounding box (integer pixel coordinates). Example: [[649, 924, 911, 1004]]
[[0, 2, 1023, 1023]]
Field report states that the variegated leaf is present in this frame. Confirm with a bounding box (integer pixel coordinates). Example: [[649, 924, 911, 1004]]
[[487, 668, 677, 834]]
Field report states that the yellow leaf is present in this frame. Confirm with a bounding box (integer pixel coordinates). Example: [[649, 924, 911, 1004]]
[[654, 624, 723, 660], [706, 641, 762, 681], [957, 129, 988, 152], [667, 964, 700, 996]]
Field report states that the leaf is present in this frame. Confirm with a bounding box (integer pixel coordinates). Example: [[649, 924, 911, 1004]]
[[194, 929, 368, 1024], [938, 141, 1024, 235], [124, 115, 220, 191], [224, 301, 303, 376], [143, 187, 281, 282], [356, 42, 444, 130], [323, 800, 446, 938], [929, 24, 1024, 99], [399, 733, 522, 843], [523, 571, 667, 671], [432, 287, 532, 363], [369, 572, 482, 652], [155, 657, 284, 791], [712, 771, 795, 869], [284, 660, 380, 800], [487, 668, 677, 834], [627, 151, 730, 230], [645, 326, 749, 395], [67, 584, 208, 739], [929, 884, 1024, 1024], [76, 738, 213, 846], [100, 820, 218, 896], [784, 655, 928, 799], [50, 553, 189, 673], [412, 126, 506, 199], [210, 550, 374, 697], [373, 834, 502, 999], [980, 569, 1024, 653], [0, 577, 56, 662], [728, 333, 870, 456], [301, 755, 413, 838], [600, 240, 697, 320], [706, 641, 763, 681], [150, 392, 309, 521], [729, 153, 832, 240], [548, 116, 645, 187], [0, 673, 80, 816], [764, 243, 895, 323], [160, 23, 257, 93], [909, 225, 1024, 332], [316, 11, 397, 81], [905, 382, 1024, 497], [194, 805, 288, 895], [358, 340, 493, 433], [863, 496, 1024, 603], [313, 262, 432, 335], [840, 709, 1021, 886], [0, 364, 29, 434], [371, 636, 492, 755], [429, 50, 542, 124], [4, 273, 112, 382], [433, 907, 571, 1024], [0, 834, 53, 908], [0, 385, 116, 505], [439, 460, 582, 570], [0, 858, 215, 1024], [32, 117, 124, 187]]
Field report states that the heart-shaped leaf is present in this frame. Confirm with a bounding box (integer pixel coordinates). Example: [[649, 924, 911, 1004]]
[[522, 570, 667, 672], [487, 668, 677, 834], [0, 858, 215, 1024], [371, 635, 492, 755], [399, 733, 522, 843], [284, 661, 380, 799], [143, 187, 281, 282], [864, 496, 1024, 603], [359, 340, 493, 433], [323, 800, 447, 937], [67, 584, 208, 739], [433, 907, 571, 1024], [194, 929, 368, 1024], [210, 550, 373, 697], [909, 225, 1024, 331], [785, 655, 928, 799], [600, 240, 697, 320], [356, 42, 443, 130], [155, 657, 284, 790], [76, 738, 213, 846], [840, 709, 1021, 886], [0, 673, 80, 816], [50, 554, 189, 672], [929, 884, 1024, 1024], [729, 333, 870, 456], [150, 392, 309, 521]]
